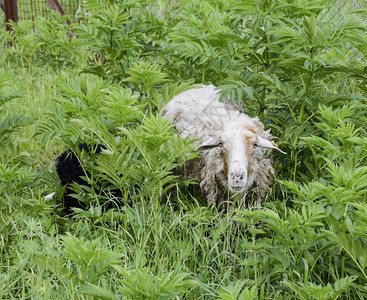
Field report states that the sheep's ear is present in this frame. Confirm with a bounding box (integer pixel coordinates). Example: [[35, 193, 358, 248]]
[[256, 137, 287, 154], [197, 138, 223, 151], [197, 143, 223, 151]]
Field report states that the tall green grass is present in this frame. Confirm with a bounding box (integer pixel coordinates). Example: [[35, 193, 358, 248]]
[[0, 0, 367, 298]]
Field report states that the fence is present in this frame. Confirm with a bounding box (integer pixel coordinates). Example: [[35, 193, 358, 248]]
[[2, 0, 82, 30], [1, 0, 366, 58], [321, 0, 367, 23], [2, 0, 367, 28]]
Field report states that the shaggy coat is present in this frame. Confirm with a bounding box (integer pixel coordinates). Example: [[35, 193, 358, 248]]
[[161, 85, 283, 208]]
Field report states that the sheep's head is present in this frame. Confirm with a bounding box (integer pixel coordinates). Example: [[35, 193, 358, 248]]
[[198, 122, 286, 194]]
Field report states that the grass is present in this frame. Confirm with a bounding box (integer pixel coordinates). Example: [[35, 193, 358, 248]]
[[0, 0, 367, 298]]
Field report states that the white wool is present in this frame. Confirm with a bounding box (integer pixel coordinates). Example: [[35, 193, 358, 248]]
[[162, 85, 255, 140], [161, 85, 276, 209]]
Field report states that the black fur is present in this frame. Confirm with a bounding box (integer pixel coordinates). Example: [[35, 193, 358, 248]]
[[56, 143, 122, 214]]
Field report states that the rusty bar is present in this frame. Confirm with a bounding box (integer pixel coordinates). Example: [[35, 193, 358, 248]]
[[4, 0, 18, 31], [46, 0, 65, 14], [46, 0, 71, 25]]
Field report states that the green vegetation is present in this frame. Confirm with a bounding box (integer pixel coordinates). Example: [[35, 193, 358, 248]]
[[1, 0, 367, 298]]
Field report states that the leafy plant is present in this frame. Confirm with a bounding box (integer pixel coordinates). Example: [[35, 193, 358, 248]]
[[1, 14, 79, 67], [0, 72, 35, 195], [124, 61, 168, 114], [1, 0, 367, 298], [35, 73, 197, 211]]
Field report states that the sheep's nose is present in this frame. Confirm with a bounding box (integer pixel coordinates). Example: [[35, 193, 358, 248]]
[[230, 171, 246, 183]]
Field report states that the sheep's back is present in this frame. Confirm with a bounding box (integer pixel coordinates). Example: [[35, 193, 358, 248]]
[[161, 85, 251, 142]]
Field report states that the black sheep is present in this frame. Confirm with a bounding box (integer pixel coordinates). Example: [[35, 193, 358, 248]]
[[55, 143, 122, 214]]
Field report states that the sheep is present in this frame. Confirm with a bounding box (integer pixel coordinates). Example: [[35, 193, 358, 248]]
[[55, 143, 123, 214], [161, 85, 285, 209]]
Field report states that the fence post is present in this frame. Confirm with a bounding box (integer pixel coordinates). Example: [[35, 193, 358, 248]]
[[4, 0, 18, 31], [46, 0, 71, 25]]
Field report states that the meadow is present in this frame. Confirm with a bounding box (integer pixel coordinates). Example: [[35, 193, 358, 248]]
[[0, 0, 367, 298]]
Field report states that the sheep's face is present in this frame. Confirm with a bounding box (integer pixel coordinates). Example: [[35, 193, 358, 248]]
[[197, 122, 286, 195], [220, 125, 258, 194]]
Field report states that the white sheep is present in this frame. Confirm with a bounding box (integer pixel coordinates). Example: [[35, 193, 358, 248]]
[[161, 85, 285, 209]]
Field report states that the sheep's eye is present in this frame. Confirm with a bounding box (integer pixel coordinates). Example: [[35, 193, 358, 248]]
[[252, 143, 260, 152]]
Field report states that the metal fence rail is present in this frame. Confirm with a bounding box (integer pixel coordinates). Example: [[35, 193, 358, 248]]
[[17, 0, 82, 19], [2, 0, 82, 30]]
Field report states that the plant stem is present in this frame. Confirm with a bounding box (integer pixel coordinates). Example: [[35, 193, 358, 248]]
[[147, 89, 152, 115], [202, 62, 206, 82]]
